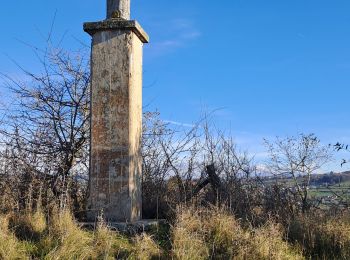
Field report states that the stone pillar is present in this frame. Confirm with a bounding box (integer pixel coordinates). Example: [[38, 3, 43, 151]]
[[84, 19, 148, 222], [107, 0, 130, 20]]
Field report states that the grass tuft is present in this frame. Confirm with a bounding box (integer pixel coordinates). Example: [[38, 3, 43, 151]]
[[134, 233, 163, 260], [172, 208, 209, 260], [172, 206, 304, 260], [45, 209, 94, 259], [289, 214, 350, 259], [0, 215, 30, 260]]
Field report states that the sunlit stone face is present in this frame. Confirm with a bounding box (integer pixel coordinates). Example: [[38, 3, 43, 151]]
[[107, 0, 130, 20], [87, 29, 143, 222], [85, 0, 148, 223]]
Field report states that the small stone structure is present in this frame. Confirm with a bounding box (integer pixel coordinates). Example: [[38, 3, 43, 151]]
[[84, 0, 149, 222]]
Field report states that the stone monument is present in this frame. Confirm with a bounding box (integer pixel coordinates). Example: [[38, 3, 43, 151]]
[[84, 0, 149, 222]]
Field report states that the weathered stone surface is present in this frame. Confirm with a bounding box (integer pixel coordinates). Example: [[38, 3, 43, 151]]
[[107, 0, 130, 20], [86, 25, 145, 222], [84, 20, 149, 43], [80, 220, 168, 235]]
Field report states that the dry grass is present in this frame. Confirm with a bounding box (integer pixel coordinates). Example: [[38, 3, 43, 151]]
[[172, 226, 209, 260], [30, 210, 47, 233], [93, 223, 116, 259], [44, 210, 137, 259], [0, 215, 30, 260], [172, 206, 304, 260], [242, 221, 304, 260], [134, 233, 163, 260], [94, 221, 134, 259], [1, 206, 349, 259], [44, 209, 94, 259], [203, 208, 247, 259], [289, 214, 350, 259], [0, 209, 162, 260], [172, 208, 210, 260], [321, 217, 350, 258], [10, 209, 47, 238]]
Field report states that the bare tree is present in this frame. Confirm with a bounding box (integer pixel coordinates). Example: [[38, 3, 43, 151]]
[[141, 112, 259, 220], [141, 112, 203, 218], [264, 134, 332, 213], [0, 45, 90, 210], [0, 43, 266, 223]]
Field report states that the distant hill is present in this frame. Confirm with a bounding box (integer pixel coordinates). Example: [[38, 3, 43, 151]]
[[310, 171, 350, 187], [260, 171, 350, 188]]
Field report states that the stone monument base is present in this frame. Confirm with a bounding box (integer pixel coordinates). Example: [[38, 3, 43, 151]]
[[80, 219, 167, 235]]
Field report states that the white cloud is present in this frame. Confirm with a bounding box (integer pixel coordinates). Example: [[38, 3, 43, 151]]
[[146, 18, 201, 57], [164, 120, 195, 128]]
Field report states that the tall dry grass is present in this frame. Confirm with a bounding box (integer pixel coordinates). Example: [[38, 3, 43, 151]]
[[1, 206, 350, 259], [0, 209, 162, 260], [134, 233, 163, 260], [288, 213, 350, 259], [244, 221, 303, 260], [172, 206, 304, 260], [45, 209, 95, 259], [172, 208, 209, 260], [0, 215, 30, 260], [94, 220, 136, 259]]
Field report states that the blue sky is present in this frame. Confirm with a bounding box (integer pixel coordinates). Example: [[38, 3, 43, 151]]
[[0, 0, 349, 170]]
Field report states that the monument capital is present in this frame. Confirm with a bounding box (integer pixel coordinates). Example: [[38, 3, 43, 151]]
[[84, 20, 149, 43]]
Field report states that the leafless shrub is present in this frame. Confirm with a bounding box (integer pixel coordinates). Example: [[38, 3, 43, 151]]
[[142, 112, 259, 221], [0, 44, 90, 213], [264, 134, 332, 214]]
